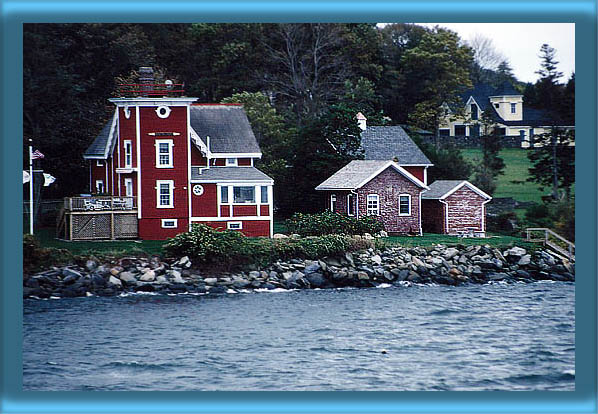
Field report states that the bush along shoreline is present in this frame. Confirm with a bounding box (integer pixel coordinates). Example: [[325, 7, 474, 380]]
[[23, 243, 574, 300]]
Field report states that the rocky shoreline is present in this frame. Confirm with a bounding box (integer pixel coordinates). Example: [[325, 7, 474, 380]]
[[23, 244, 574, 299]]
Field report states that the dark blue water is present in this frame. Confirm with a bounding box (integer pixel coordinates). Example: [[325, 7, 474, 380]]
[[23, 281, 575, 391]]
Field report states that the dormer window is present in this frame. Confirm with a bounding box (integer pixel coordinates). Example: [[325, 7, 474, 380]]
[[494, 103, 499, 109], [510, 103, 516, 114], [470, 104, 478, 120]]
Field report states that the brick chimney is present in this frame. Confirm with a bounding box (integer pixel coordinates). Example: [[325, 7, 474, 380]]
[[138, 67, 154, 95]]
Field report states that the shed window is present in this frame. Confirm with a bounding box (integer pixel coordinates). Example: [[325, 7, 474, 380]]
[[367, 194, 379, 216], [399, 194, 411, 216]]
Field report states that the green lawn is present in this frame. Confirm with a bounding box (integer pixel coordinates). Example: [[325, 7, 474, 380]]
[[460, 148, 547, 203], [33, 227, 166, 257]]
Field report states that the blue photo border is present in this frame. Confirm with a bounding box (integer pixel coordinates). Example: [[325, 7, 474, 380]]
[[1, 0, 596, 412]]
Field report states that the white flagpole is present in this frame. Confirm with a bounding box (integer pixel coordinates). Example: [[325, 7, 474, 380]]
[[29, 139, 34, 234]]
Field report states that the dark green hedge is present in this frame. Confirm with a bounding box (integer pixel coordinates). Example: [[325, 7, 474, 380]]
[[163, 224, 373, 267], [284, 211, 384, 237]]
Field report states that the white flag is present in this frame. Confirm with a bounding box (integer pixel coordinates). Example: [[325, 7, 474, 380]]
[[23, 170, 30, 184], [43, 173, 56, 187]]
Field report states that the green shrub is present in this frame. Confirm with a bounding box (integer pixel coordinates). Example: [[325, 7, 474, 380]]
[[284, 211, 384, 236], [164, 224, 367, 268], [23, 234, 73, 274], [487, 211, 519, 235]]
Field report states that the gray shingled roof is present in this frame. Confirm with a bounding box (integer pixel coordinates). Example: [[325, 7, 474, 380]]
[[191, 167, 273, 182], [422, 180, 491, 200], [189, 105, 261, 154], [84, 113, 117, 158], [360, 126, 432, 164], [316, 160, 427, 190]]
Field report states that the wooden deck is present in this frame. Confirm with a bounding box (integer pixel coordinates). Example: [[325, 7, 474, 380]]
[[58, 196, 138, 240]]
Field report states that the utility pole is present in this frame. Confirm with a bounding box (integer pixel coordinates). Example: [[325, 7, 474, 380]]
[[28, 138, 34, 234]]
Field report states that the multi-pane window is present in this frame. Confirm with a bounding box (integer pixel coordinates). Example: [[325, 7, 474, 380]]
[[233, 186, 255, 203], [156, 180, 174, 208], [156, 139, 173, 168], [221, 186, 229, 203], [367, 194, 379, 216], [330, 194, 337, 212], [510, 103, 516, 114], [124, 140, 132, 168], [226, 158, 238, 166], [261, 186, 268, 203], [399, 195, 411, 216]]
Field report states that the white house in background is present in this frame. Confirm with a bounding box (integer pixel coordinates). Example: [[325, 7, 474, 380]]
[[440, 82, 574, 147]]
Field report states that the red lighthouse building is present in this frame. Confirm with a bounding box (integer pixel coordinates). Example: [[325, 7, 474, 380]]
[[81, 68, 273, 240]]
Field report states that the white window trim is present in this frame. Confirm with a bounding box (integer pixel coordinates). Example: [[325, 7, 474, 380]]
[[510, 103, 517, 114], [260, 185, 268, 204], [155, 139, 174, 168], [124, 178, 133, 197], [95, 180, 104, 194], [124, 140, 132, 168], [232, 186, 256, 204], [96, 160, 103, 167], [330, 194, 337, 212], [156, 180, 174, 208], [367, 194, 379, 216], [347, 193, 355, 216], [225, 158, 238, 166], [227, 221, 243, 230], [398, 194, 412, 216], [161, 219, 178, 228], [155, 105, 171, 119]]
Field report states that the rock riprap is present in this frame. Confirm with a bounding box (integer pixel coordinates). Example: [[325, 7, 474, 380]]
[[23, 244, 574, 299]]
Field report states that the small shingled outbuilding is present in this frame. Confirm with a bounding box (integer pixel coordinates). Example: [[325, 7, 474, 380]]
[[421, 180, 492, 237]]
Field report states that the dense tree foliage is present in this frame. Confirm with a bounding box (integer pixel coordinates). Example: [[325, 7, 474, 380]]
[[23, 24, 574, 220]]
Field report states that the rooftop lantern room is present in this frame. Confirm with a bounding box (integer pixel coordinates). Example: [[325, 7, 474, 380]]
[[116, 67, 185, 97]]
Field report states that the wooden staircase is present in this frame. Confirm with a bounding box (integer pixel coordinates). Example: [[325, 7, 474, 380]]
[[526, 228, 575, 262]]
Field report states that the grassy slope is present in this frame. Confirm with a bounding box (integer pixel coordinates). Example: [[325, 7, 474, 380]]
[[460, 148, 547, 203], [34, 227, 166, 257]]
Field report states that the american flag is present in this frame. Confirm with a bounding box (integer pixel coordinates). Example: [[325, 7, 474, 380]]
[[31, 149, 44, 159]]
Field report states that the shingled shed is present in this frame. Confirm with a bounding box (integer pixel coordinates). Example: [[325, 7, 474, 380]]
[[421, 180, 492, 237]]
